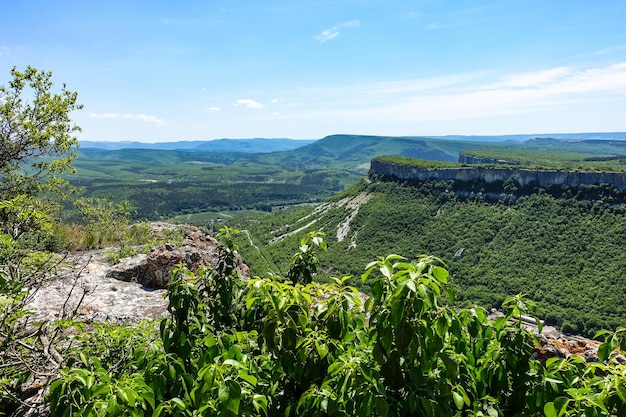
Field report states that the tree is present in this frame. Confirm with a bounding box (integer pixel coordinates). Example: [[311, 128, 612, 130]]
[[0, 66, 82, 415], [0, 66, 82, 199]]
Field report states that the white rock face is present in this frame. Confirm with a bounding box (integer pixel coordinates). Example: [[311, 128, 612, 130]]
[[26, 226, 249, 325], [27, 249, 169, 325]]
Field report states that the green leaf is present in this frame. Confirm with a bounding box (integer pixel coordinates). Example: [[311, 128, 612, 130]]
[[220, 380, 242, 414], [223, 359, 246, 369], [316, 341, 329, 359], [432, 265, 449, 283], [542, 402, 557, 417], [218, 383, 230, 403], [238, 371, 258, 387], [226, 397, 241, 415], [486, 405, 498, 417], [379, 323, 393, 353], [594, 329, 612, 340], [374, 397, 390, 417], [253, 394, 268, 415], [391, 300, 404, 325], [597, 340, 612, 362], [436, 316, 449, 338], [170, 397, 187, 410], [544, 377, 563, 385], [452, 391, 464, 410]]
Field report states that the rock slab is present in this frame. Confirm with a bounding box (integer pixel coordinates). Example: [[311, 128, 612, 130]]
[[106, 227, 249, 289]]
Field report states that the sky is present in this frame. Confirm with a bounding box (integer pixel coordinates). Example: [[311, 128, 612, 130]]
[[2, 0, 626, 142]]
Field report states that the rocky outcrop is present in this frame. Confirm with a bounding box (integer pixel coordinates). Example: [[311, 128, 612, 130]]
[[107, 227, 249, 289], [370, 159, 626, 191], [27, 226, 250, 325], [534, 334, 602, 363]]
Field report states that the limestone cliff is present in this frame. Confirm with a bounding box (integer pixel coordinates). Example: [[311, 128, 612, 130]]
[[369, 158, 626, 192]]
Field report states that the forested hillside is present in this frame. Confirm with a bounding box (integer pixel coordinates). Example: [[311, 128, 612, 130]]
[[233, 175, 626, 337], [70, 134, 626, 221]]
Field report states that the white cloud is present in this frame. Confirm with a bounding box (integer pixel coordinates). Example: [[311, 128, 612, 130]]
[[385, 62, 626, 121], [235, 99, 265, 108], [424, 23, 442, 31], [89, 112, 166, 126], [277, 62, 626, 129], [207, 106, 221, 111], [314, 20, 360, 43], [594, 44, 626, 56], [491, 67, 572, 88]]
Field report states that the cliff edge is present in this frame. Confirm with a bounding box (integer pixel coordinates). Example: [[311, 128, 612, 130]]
[[369, 157, 626, 192]]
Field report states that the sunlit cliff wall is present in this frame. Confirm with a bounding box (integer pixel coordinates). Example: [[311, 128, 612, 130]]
[[369, 159, 626, 191]]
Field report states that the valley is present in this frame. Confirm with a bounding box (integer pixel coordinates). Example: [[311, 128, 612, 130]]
[[67, 133, 626, 337]]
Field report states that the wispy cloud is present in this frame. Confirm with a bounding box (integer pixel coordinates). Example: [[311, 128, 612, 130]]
[[385, 63, 626, 121], [595, 44, 626, 56], [314, 20, 360, 43], [89, 112, 166, 126], [279, 62, 626, 126], [207, 106, 221, 111], [490, 67, 572, 88], [235, 99, 265, 109]]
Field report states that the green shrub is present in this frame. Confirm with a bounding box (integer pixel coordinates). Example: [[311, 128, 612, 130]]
[[46, 229, 626, 416]]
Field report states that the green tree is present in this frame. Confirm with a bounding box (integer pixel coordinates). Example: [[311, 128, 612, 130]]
[[0, 66, 82, 414], [0, 66, 82, 199]]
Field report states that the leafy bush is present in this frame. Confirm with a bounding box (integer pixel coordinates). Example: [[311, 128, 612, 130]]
[[47, 229, 626, 416]]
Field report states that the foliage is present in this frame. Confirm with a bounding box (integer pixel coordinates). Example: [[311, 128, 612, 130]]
[[372, 155, 465, 169], [0, 66, 82, 198], [233, 178, 626, 337], [68, 134, 626, 220], [459, 140, 626, 172], [47, 231, 626, 416], [286, 231, 327, 284], [72, 197, 161, 262], [0, 196, 72, 415]]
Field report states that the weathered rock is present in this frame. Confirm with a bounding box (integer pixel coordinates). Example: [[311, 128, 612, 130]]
[[533, 333, 602, 363], [26, 225, 249, 325], [370, 159, 626, 192], [105, 254, 149, 283], [105, 227, 249, 289], [27, 250, 170, 325]]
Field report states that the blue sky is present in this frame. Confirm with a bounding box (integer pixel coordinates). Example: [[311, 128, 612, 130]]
[[2, 0, 626, 142]]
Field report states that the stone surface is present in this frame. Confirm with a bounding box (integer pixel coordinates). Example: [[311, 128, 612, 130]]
[[533, 333, 602, 363], [370, 159, 626, 191], [27, 249, 169, 325], [106, 227, 249, 289], [25, 226, 249, 325]]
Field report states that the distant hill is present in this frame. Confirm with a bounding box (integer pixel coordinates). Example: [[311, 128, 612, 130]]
[[70, 133, 626, 220], [79, 138, 317, 153], [236, 165, 626, 337], [428, 132, 626, 142]]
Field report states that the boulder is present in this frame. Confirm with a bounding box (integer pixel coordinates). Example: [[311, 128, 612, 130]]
[[106, 227, 249, 289]]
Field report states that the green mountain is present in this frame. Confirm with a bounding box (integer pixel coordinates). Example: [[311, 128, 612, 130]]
[[71, 134, 626, 220], [71, 135, 498, 218], [233, 165, 626, 338]]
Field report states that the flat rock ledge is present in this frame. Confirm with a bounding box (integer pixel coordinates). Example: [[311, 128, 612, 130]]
[[27, 226, 249, 326]]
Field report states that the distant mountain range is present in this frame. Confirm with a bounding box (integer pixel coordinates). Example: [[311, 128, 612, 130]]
[[79, 132, 626, 152], [428, 132, 626, 142], [79, 138, 317, 153]]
